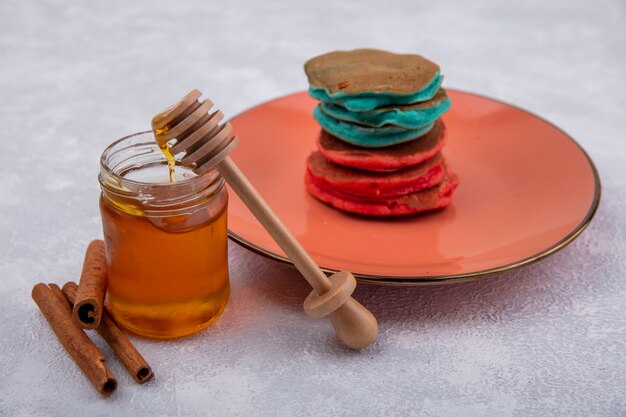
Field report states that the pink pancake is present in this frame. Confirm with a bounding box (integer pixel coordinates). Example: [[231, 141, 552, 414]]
[[305, 171, 459, 216], [317, 119, 446, 172], [306, 151, 445, 198]]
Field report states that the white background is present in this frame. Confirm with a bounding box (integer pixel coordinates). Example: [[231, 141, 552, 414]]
[[0, 1, 624, 416]]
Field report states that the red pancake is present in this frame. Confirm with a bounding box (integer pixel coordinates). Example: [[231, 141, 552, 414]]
[[306, 151, 445, 197], [317, 119, 446, 172], [305, 171, 459, 216]]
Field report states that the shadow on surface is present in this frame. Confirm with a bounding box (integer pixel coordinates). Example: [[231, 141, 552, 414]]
[[229, 239, 579, 329]]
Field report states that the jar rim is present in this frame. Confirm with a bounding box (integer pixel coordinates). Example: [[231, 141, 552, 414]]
[[100, 130, 219, 190], [99, 131, 224, 214]]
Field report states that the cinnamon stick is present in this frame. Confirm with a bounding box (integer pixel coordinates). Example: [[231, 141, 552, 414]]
[[31, 283, 117, 396], [63, 281, 154, 384], [73, 240, 107, 329]]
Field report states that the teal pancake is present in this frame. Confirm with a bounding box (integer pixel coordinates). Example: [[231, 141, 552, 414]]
[[308, 73, 442, 111], [319, 89, 451, 128], [313, 106, 434, 147]]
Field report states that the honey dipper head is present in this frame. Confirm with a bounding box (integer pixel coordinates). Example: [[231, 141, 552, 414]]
[[152, 89, 238, 174]]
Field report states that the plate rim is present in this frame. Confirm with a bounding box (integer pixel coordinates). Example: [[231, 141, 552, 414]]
[[226, 89, 602, 286]]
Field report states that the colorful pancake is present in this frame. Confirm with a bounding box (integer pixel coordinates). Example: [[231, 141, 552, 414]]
[[313, 106, 434, 147], [305, 171, 459, 217], [319, 89, 450, 129], [306, 151, 445, 197], [304, 49, 458, 217], [317, 119, 446, 172]]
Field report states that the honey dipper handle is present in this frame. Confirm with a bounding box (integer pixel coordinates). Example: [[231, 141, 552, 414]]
[[217, 157, 378, 349], [218, 156, 331, 294]]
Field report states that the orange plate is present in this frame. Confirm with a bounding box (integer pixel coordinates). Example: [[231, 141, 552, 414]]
[[227, 90, 600, 285]]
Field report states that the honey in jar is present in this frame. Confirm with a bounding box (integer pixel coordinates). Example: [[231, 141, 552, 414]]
[[98, 131, 229, 338]]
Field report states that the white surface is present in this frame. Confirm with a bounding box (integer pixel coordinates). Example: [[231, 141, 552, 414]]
[[1, 1, 625, 416]]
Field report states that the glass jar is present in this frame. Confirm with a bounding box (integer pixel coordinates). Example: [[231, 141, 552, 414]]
[[98, 131, 229, 339]]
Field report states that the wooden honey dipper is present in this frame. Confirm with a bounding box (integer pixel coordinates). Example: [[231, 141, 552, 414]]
[[151, 89, 378, 350]]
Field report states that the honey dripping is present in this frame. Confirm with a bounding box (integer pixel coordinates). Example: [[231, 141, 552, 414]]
[[154, 127, 176, 183]]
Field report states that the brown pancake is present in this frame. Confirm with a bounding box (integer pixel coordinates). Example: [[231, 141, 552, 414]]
[[304, 49, 440, 95]]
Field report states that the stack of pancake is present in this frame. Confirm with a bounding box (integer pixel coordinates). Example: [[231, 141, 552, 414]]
[[304, 49, 459, 216]]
